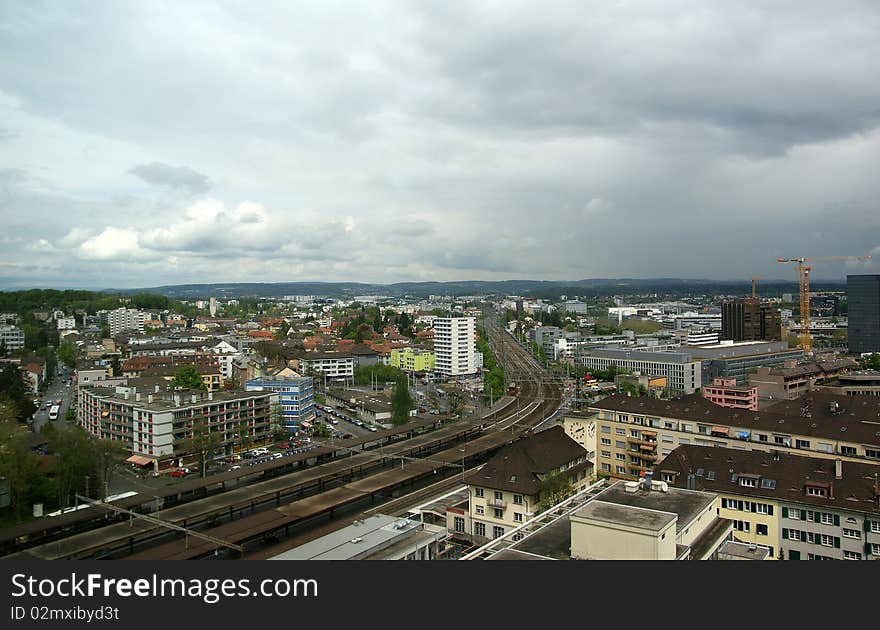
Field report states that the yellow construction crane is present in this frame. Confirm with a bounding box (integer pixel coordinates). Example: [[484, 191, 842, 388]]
[[750, 276, 764, 299], [777, 255, 872, 355]]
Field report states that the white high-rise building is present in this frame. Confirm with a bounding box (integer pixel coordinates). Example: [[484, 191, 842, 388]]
[[108, 308, 146, 336], [209, 297, 217, 317], [434, 317, 477, 376]]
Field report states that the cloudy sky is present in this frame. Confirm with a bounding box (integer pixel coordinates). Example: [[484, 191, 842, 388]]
[[1, 1, 879, 289]]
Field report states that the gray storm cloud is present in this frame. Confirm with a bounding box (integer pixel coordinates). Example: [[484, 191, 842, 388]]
[[0, 0, 878, 288]]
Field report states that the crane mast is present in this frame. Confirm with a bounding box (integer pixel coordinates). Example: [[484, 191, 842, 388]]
[[777, 255, 872, 355]]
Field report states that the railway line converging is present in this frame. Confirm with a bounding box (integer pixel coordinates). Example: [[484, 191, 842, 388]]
[[2, 315, 563, 561]]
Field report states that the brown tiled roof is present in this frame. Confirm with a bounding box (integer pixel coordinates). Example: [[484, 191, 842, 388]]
[[590, 393, 880, 447], [656, 445, 880, 515], [464, 426, 590, 496]]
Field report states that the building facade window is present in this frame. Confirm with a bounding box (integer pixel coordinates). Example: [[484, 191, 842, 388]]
[[454, 517, 465, 533], [474, 522, 486, 537], [843, 551, 862, 560], [474, 488, 483, 498], [492, 526, 504, 539], [513, 513, 523, 523], [842, 529, 860, 539], [476, 506, 484, 515], [513, 494, 523, 505]]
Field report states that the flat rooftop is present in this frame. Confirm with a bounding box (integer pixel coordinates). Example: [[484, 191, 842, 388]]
[[586, 481, 716, 533], [269, 514, 431, 560], [573, 501, 676, 533]]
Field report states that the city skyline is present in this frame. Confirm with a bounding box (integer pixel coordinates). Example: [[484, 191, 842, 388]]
[[2, 1, 879, 288]]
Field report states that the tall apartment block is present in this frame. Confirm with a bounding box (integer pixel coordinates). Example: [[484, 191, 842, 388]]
[[721, 299, 781, 342], [434, 317, 477, 376], [108, 307, 146, 336], [848, 274, 880, 354]]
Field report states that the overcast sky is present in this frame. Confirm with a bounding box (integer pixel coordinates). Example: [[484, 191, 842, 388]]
[[1, 1, 879, 289]]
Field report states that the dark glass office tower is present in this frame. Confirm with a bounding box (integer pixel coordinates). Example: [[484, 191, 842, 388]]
[[848, 275, 880, 354], [721, 299, 781, 342]]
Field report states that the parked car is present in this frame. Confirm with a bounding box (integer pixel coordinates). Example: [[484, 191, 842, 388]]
[[229, 465, 241, 471], [168, 469, 186, 478], [367, 425, 378, 432]]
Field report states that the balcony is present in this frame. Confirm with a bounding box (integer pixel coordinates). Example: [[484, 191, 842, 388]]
[[627, 436, 657, 448], [486, 498, 507, 509]]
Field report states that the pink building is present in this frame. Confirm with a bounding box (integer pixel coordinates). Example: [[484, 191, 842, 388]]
[[702, 377, 758, 411]]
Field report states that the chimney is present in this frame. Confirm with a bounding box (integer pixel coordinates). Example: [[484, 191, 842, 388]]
[[191, 394, 197, 403], [642, 470, 653, 491], [835, 459, 843, 480], [208, 391, 213, 400], [687, 473, 696, 490], [174, 394, 180, 407], [147, 394, 153, 404], [154, 385, 160, 393], [135, 393, 141, 402]]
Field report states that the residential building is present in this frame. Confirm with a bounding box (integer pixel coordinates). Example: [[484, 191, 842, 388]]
[[77, 382, 276, 470], [577, 347, 702, 394], [588, 392, 880, 480], [559, 300, 589, 314], [108, 308, 146, 336], [140, 364, 223, 391], [56, 316, 76, 330], [0, 325, 25, 352], [434, 317, 477, 377], [569, 478, 732, 560], [656, 445, 880, 560], [702, 377, 758, 411], [390, 347, 436, 372], [749, 358, 859, 401], [464, 426, 592, 544], [269, 514, 447, 560], [848, 274, 880, 354], [721, 299, 782, 342], [478, 478, 733, 561], [245, 374, 315, 430], [294, 351, 355, 380]]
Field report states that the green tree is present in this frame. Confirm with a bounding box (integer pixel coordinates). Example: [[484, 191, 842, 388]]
[[92, 439, 128, 500], [391, 377, 413, 425], [236, 417, 254, 453], [179, 417, 222, 478], [537, 471, 575, 513], [860, 353, 880, 370], [170, 366, 207, 391], [274, 321, 291, 340], [312, 422, 332, 438], [43, 424, 94, 509], [57, 340, 78, 369], [445, 385, 466, 418], [0, 411, 41, 522]]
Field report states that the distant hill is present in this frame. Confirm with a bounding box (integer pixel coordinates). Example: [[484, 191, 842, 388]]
[[109, 278, 845, 300]]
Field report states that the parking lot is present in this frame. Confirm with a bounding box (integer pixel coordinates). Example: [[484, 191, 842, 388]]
[[314, 404, 380, 440]]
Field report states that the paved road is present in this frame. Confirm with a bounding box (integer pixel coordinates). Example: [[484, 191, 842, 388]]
[[32, 367, 74, 433]]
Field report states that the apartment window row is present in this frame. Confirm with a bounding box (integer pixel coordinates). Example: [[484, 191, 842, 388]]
[[782, 529, 841, 548], [722, 498, 774, 515], [783, 508, 840, 526]]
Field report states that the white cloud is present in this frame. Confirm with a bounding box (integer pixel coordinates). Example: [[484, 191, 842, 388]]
[[77, 227, 147, 261]]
